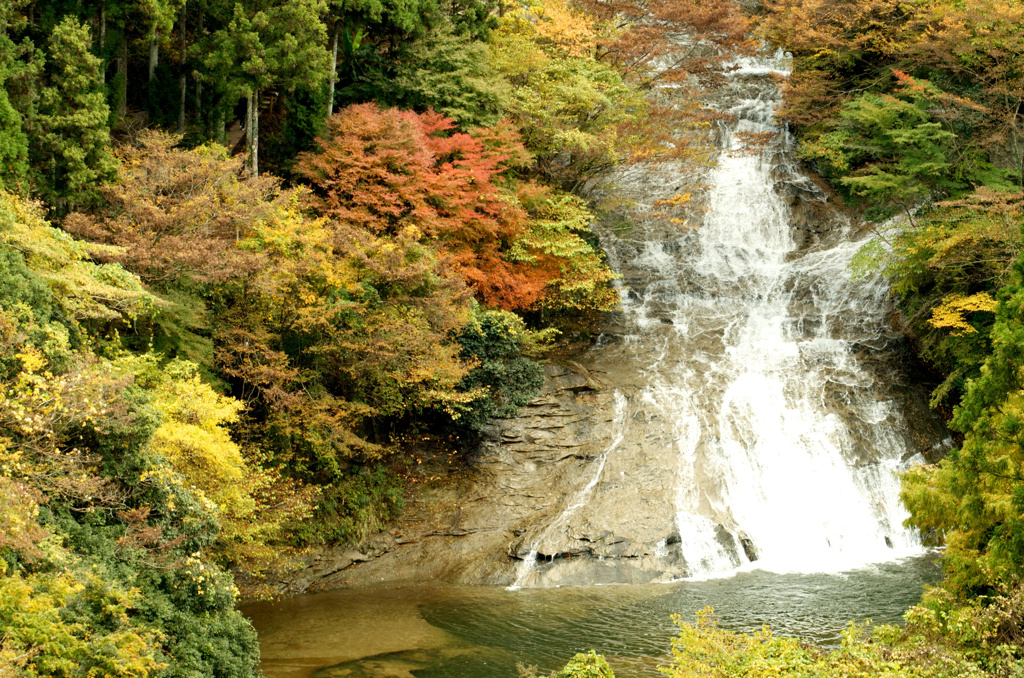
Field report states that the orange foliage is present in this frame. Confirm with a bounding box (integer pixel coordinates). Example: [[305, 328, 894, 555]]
[[296, 103, 554, 311], [759, 0, 1024, 142], [582, 0, 751, 86], [63, 131, 282, 286]]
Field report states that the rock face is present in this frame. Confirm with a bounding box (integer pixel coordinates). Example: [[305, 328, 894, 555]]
[[273, 361, 686, 591], [269, 52, 952, 595], [272, 363, 641, 592]]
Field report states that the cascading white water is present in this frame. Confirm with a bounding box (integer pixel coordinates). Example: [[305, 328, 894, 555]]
[[660, 59, 921, 575], [511, 51, 942, 586]]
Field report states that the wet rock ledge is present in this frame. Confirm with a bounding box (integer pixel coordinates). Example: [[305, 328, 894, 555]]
[[260, 362, 622, 595]]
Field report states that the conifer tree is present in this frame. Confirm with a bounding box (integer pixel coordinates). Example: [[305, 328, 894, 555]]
[[204, 0, 330, 177], [0, 1, 31, 192], [28, 16, 116, 212]]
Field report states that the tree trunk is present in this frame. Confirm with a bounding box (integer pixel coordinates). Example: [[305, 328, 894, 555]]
[[149, 27, 159, 81], [195, 10, 203, 125], [245, 92, 253, 175], [118, 32, 127, 117], [99, 4, 106, 83], [328, 21, 339, 118], [252, 89, 260, 178], [178, 3, 187, 134], [216, 105, 225, 144]]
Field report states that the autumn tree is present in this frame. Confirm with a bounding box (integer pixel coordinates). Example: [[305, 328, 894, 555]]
[[298, 103, 620, 313], [297, 103, 548, 309], [212, 203, 481, 543], [583, 0, 750, 87], [63, 130, 285, 368], [489, 0, 648, 188], [65, 131, 279, 286], [757, 0, 929, 129], [0, 189, 268, 676], [512, 185, 619, 314]]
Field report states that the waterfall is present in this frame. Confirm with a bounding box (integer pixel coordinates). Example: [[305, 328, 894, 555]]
[[511, 51, 942, 587]]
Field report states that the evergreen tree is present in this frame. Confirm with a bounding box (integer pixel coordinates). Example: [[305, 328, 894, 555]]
[[387, 24, 507, 128], [0, 1, 32, 192], [204, 0, 330, 177], [27, 16, 117, 213], [903, 254, 1024, 595]]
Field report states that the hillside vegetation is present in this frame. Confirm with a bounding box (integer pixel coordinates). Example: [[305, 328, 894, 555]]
[[555, 1, 1024, 676], [0, 0, 747, 675]]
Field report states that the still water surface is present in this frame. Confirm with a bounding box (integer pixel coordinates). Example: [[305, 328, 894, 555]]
[[245, 554, 941, 678]]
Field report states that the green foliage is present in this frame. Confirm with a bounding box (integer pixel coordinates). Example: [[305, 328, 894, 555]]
[[0, 60, 28, 193], [386, 24, 508, 129], [452, 306, 547, 430], [258, 85, 328, 176], [513, 187, 620, 313], [204, 0, 331, 99], [0, 190, 274, 677], [0, 350, 264, 678], [852, 188, 1022, 408], [0, 245, 73, 377], [27, 16, 117, 213], [556, 651, 615, 678], [799, 73, 1015, 221], [0, 189, 152, 381], [0, 566, 166, 678], [333, 24, 507, 129], [0, 88, 28, 194], [660, 607, 986, 678], [0, 191, 152, 327], [0, 1, 33, 194], [902, 251, 1024, 595], [290, 465, 404, 546], [491, 0, 647, 188], [519, 651, 616, 678], [330, 0, 438, 42]]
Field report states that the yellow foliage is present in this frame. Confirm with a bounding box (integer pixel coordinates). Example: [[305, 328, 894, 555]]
[[657, 192, 693, 207], [15, 349, 46, 374], [0, 191, 153, 323], [527, 0, 599, 58], [928, 292, 998, 336], [0, 567, 165, 678], [147, 362, 251, 518]]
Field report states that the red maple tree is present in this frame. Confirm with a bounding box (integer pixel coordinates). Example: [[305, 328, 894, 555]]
[[296, 103, 554, 310]]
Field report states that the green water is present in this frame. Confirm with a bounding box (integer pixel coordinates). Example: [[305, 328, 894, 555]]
[[245, 554, 941, 678]]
